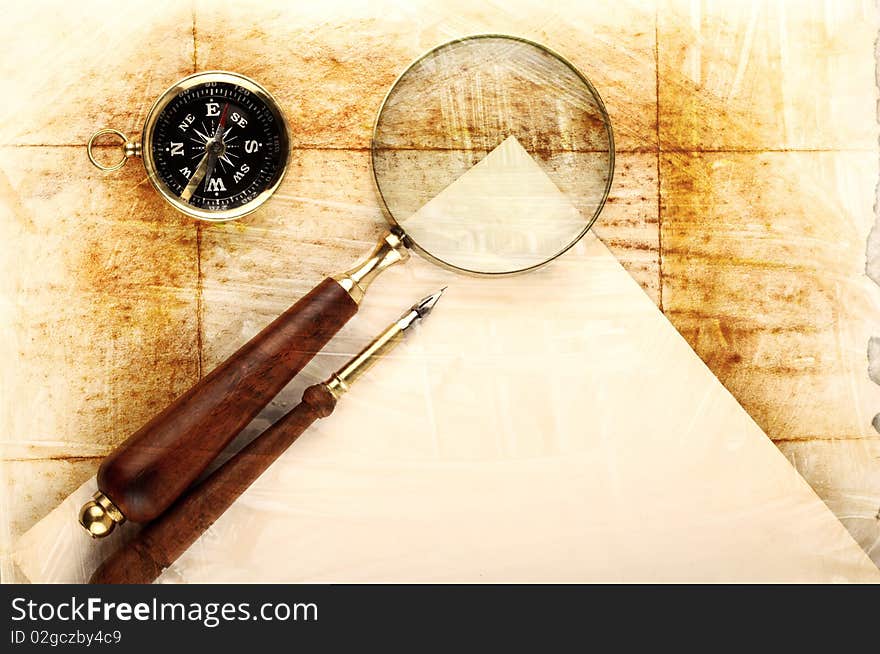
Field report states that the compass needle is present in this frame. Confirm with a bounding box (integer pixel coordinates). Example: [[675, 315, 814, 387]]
[[180, 150, 211, 202]]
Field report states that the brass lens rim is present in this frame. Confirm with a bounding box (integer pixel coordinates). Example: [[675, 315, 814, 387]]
[[371, 34, 616, 277]]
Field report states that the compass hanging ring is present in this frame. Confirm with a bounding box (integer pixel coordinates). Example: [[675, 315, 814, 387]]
[[87, 71, 290, 222], [87, 128, 140, 172]]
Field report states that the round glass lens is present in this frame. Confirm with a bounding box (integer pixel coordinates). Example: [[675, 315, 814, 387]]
[[372, 35, 614, 274]]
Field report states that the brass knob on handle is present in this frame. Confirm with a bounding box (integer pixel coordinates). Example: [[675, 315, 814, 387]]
[[79, 491, 126, 538]]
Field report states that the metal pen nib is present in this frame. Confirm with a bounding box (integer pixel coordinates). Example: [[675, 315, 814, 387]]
[[324, 288, 447, 399], [399, 286, 447, 329], [412, 286, 446, 319]]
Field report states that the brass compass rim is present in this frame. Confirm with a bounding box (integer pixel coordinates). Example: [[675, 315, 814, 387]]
[[140, 70, 290, 223]]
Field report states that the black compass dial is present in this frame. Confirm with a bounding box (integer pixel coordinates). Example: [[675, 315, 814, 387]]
[[150, 80, 287, 213]]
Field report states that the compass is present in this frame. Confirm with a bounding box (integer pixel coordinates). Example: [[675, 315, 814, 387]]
[[88, 71, 289, 222]]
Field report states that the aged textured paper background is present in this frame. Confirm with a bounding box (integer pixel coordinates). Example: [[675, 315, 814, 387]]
[[12, 135, 879, 582], [1, 0, 879, 579]]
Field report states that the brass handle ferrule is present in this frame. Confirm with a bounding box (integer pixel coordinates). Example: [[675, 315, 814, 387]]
[[332, 230, 409, 304]]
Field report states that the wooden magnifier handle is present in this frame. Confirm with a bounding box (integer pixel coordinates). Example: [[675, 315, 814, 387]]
[[90, 383, 337, 584], [80, 231, 408, 536]]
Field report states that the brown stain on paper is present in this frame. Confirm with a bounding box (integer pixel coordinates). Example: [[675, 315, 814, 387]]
[[3, 147, 201, 457], [657, 4, 879, 443], [654, 2, 880, 560]]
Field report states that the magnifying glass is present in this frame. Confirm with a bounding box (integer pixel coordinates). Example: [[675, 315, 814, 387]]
[[80, 34, 615, 537]]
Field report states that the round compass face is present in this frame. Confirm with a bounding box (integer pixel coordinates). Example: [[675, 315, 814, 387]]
[[143, 72, 289, 221]]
